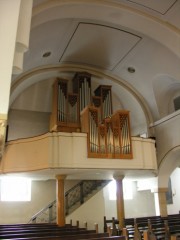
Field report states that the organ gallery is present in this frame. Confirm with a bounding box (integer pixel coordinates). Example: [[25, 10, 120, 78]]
[[50, 72, 132, 159]]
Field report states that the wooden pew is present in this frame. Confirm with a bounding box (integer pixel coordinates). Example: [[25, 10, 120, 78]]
[[0, 229, 98, 239], [123, 214, 180, 240], [0, 221, 126, 240], [10, 235, 126, 240], [123, 219, 170, 240], [169, 224, 180, 235], [0, 225, 85, 233], [143, 229, 157, 240], [171, 234, 180, 240], [104, 216, 120, 235], [0, 223, 74, 231], [124, 216, 163, 227], [0, 230, 126, 240], [142, 219, 177, 240], [84, 237, 126, 240], [10, 232, 110, 240]]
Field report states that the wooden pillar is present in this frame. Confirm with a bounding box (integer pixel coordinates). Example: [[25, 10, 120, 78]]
[[114, 176, 125, 229], [56, 175, 66, 226], [157, 188, 168, 217]]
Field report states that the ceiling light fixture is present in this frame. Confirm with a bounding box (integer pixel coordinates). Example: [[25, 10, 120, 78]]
[[127, 66, 135, 73], [42, 51, 51, 58]]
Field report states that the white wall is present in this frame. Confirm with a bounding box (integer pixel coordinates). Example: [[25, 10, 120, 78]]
[[103, 181, 156, 219], [66, 190, 105, 233], [0, 179, 56, 224], [154, 111, 180, 165], [7, 109, 50, 140], [124, 181, 156, 218], [0, 178, 166, 226], [66, 180, 156, 232]]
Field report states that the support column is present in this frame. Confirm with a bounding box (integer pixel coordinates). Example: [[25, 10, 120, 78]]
[[114, 175, 125, 229], [157, 188, 168, 217], [56, 175, 66, 226]]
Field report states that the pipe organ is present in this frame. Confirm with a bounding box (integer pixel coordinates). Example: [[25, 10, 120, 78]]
[[50, 72, 132, 159], [81, 108, 132, 159]]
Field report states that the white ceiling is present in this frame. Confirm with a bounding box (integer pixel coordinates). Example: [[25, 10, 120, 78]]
[[59, 23, 141, 70], [125, 0, 177, 14], [9, 0, 180, 180]]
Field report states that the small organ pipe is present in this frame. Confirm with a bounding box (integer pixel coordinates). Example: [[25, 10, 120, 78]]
[[60, 89, 62, 121], [104, 96, 107, 118], [89, 112, 91, 151], [58, 84, 60, 121], [85, 79, 87, 107], [108, 92, 111, 116]]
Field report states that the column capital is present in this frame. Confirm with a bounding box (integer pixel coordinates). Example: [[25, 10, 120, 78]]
[[153, 187, 168, 193], [113, 175, 124, 181], [56, 174, 67, 180]]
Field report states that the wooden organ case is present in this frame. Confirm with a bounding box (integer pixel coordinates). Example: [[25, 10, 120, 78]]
[[50, 72, 133, 159], [50, 78, 80, 132]]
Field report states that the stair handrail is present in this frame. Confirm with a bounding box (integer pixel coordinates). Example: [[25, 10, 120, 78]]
[[28, 199, 56, 223], [28, 180, 110, 223]]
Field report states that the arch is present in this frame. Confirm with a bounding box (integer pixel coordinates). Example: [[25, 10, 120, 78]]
[[153, 74, 180, 118], [10, 64, 153, 135], [158, 146, 180, 188]]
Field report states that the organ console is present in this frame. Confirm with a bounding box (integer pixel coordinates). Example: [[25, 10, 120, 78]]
[[50, 72, 132, 159]]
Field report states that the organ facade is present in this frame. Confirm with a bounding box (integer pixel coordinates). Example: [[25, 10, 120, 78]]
[[50, 72, 132, 159]]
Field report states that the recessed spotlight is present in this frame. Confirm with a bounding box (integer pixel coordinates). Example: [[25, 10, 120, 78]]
[[127, 67, 135, 73], [42, 51, 51, 58]]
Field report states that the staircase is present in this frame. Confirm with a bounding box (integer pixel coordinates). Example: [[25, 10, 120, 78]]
[[28, 180, 110, 223]]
